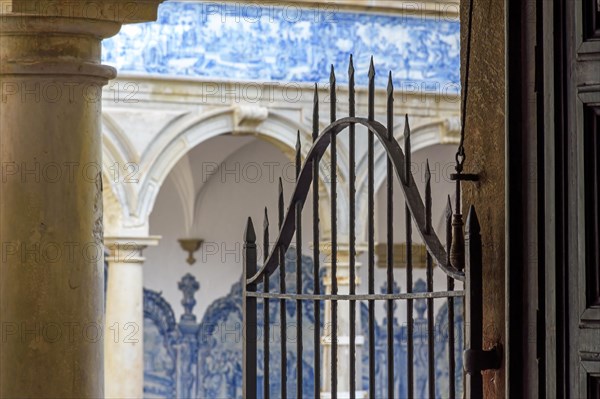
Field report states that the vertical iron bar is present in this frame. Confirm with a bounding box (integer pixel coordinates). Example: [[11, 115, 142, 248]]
[[348, 55, 357, 399], [446, 197, 456, 399], [329, 65, 338, 399], [312, 84, 321, 399], [243, 218, 257, 399], [278, 178, 287, 399], [295, 132, 303, 399], [367, 57, 376, 399], [263, 209, 270, 399], [386, 72, 395, 399], [425, 161, 435, 398], [465, 206, 483, 397], [404, 116, 414, 398]]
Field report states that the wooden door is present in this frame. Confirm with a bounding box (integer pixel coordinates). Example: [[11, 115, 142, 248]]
[[566, 0, 600, 396]]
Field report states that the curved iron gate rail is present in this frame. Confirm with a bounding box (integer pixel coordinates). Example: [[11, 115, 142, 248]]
[[242, 57, 497, 399]]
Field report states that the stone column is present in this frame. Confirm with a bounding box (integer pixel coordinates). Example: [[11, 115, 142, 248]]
[[0, 2, 162, 397], [320, 243, 367, 399], [104, 236, 159, 399]]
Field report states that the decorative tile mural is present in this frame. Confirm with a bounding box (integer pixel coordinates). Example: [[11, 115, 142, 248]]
[[102, 2, 460, 90], [143, 289, 178, 398], [143, 251, 463, 399]]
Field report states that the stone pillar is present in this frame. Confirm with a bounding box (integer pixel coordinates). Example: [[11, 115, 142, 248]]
[[104, 236, 159, 399], [320, 243, 367, 399], [0, 2, 162, 397]]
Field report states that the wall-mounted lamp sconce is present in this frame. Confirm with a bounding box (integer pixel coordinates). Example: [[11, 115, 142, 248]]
[[178, 238, 203, 265]]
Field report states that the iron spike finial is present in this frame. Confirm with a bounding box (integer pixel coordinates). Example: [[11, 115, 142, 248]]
[[330, 65, 337, 122], [466, 205, 481, 236], [425, 160, 432, 232], [404, 116, 411, 148], [278, 177, 284, 197], [404, 115, 411, 148], [264, 206, 269, 229], [404, 115, 412, 185], [278, 177, 285, 224], [386, 71, 394, 141], [330, 64, 336, 85], [263, 206, 270, 259], [313, 84, 319, 141], [245, 217, 256, 243], [445, 195, 453, 267], [277, 177, 285, 232], [348, 55, 356, 118], [368, 57, 375, 121], [296, 130, 302, 179]]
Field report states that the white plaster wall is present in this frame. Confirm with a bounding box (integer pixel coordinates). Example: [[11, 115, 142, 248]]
[[144, 135, 317, 320]]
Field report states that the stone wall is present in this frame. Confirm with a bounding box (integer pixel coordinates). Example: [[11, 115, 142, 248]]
[[460, 0, 505, 397]]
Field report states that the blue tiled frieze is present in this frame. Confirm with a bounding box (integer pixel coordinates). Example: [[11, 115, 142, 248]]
[[103, 2, 460, 90]]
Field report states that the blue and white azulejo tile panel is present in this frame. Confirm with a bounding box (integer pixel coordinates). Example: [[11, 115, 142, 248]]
[[143, 251, 464, 399], [102, 2, 460, 90]]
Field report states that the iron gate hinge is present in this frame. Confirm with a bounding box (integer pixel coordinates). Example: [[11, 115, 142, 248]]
[[463, 345, 502, 373]]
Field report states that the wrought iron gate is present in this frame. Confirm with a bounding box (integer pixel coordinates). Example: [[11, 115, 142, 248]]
[[242, 58, 499, 399]]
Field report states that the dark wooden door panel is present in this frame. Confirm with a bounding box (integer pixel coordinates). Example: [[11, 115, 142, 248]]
[[582, 0, 600, 41], [568, 0, 600, 397], [580, 351, 600, 396], [583, 104, 600, 314]]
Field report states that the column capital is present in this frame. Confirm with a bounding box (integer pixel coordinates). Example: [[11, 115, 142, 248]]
[[0, 0, 164, 80], [104, 235, 160, 264]]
